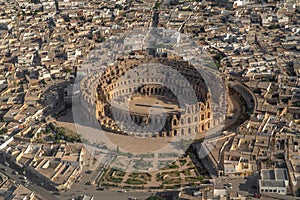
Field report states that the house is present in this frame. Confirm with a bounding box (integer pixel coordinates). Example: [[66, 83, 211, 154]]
[[7, 184, 35, 200], [259, 168, 289, 195]]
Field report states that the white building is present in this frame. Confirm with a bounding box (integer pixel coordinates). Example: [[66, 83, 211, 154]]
[[259, 168, 289, 195]]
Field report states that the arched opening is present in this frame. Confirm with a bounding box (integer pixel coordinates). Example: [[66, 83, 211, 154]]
[[173, 119, 177, 126], [166, 131, 170, 137], [219, 171, 223, 176], [201, 114, 205, 121], [173, 130, 177, 136]]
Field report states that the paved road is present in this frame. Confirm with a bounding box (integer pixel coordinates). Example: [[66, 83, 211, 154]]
[[214, 176, 298, 200], [1, 154, 152, 200], [0, 156, 59, 200], [56, 185, 153, 200], [60, 190, 153, 200]]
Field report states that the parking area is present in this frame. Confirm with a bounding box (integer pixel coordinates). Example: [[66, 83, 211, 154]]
[[214, 175, 259, 195]]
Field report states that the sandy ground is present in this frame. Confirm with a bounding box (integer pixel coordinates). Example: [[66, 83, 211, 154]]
[[56, 89, 241, 154], [57, 110, 175, 153], [224, 90, 243, 129]]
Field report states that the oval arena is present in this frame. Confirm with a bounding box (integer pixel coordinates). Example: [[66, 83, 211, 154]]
[[91, 50, 213, 138]]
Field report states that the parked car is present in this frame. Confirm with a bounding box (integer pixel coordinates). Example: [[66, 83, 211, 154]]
[[193, 191, 202, 196], [224, 183, 232, 189], [253, 193, 261, 198]]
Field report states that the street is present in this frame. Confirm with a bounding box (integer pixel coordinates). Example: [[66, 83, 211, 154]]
[[0, 155, 59, 200]]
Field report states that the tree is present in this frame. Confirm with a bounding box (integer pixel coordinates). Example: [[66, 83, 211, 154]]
[[146, 196, 166, 200], [269, 24, 279, 29], [96, 35, 105, 43], [0, 128, 8, 135], [264, 158, 273, 167], [31, 0, 41, 4]]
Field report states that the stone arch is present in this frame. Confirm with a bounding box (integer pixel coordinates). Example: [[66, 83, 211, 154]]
[[173, 129, 177, 136], [207, 102, 210, 109], [173, 119, 178, 126]]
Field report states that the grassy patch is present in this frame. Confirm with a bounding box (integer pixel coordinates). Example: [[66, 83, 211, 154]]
[[125, 178, 147, 185]]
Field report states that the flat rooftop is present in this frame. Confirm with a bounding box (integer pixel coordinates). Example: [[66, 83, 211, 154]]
[[260, 180, 285, 187]]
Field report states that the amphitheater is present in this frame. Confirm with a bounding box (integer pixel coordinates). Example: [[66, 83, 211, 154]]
[[80, 50, 213, 138]]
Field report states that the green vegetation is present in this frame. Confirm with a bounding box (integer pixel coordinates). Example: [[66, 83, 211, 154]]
[[162, 178, 181, 185], [125, 178, 147, 185], [185, 175, 204, 183], [164, 184, 181, 189], [139, 153, 155, 159], [263, 158, 274, 167], [269, 24, 280, 29], [276, 153, 285, 159], [49, 123, 81, 143], [169, 1, 184, 6], [101, 183, 118, 187], [156, 171, 180, 181], [31, 0, 41, 3], [118, 151, 134, 158], [108, 177, 123, 183], [161, 162, 179, 170], [96, 35, 105, 43], [43, 126, 51, 134], [146, 196, 166, 200], [158, 152, 179, 158], [102, 168, 127, 184], [63, 68, 72, 73], [114, 169, 126, 177], [0, 128, 8, 135], [19, 10, 40, 16], [182, 168, 192, 176], [115, 4, 123, 10], [154, 2, 161, 9], [132, 159, 152, 170], [129, 172, 152, 181]]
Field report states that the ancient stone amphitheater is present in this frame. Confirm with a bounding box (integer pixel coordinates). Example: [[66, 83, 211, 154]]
[[80, 50, 213, 138]]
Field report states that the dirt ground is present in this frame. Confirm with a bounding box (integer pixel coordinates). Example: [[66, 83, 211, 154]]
[[57, 109, 175, 153]]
